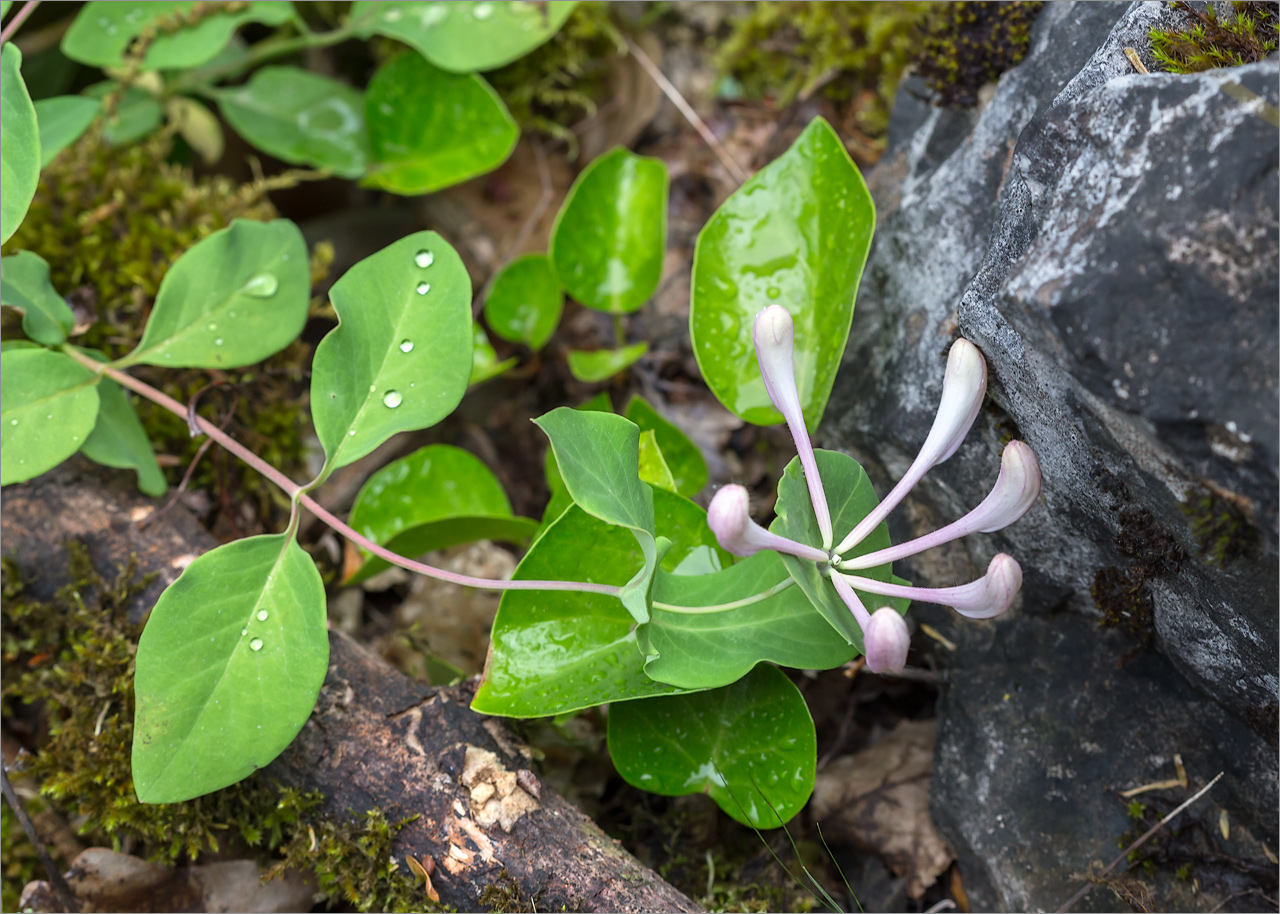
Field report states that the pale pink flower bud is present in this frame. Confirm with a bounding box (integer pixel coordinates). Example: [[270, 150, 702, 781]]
[[836, 553, 1022, 620], [863, 607, 911, 674], [707, 484, 828, 563]]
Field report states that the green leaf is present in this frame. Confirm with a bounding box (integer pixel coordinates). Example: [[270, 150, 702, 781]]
[[534, 407, 658, 622], [62, 1, 294, 71], [624, 395, 707, 497], [82, 82, 162, 146], [34, 95, 100, 167], [118, 219, 309, 369], [483, 253, 563, 350], [640, 552, 853, 690], [0, 251, 74, 345], [363, 52, 517, 195], [472, 504, 689, 718], [470, 321, 516, 386], [651, 487, 731, 574], [311, 232, 473, 472], [772, 449, 898, 649], [607, 663, 816, 828], [638, 429, 676, 492], [550, 147, 668, 314], [217, 67, 369, 179], [0, 348, 100, 486], [566, 343, 648, 382], [345, 444, 537, 584], [76, 350, 166, 497], [690, 117, 874, 429], [542, 391, 611, 495], [1, 3, 13, 21], [349, 1, 578, 73], [132, 533, 328, 803], [2, 45, 39, 245]]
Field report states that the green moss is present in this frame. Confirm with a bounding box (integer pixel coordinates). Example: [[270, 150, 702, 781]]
[[1180, 485, 1260, 566], [1150, 1, 1278, 74], [477, 869, 537, 913], [715, 2, 937, 136], [916, 1, 1044, 107], [1, 800, 44, 913], [0, 546, 427, 912]]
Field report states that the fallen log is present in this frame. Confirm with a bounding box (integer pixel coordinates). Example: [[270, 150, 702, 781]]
[[2, 460, 701, 913]]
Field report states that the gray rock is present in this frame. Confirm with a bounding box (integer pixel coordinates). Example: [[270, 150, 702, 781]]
[[822, 1, 1278, 909]]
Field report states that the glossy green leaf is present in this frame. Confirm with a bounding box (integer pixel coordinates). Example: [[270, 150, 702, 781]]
[[364, 52, 517, 195], [690, 117, 874, 430], [566, 343, 648, 382], [534, 407, 658, 622], [217, 67, 368, 179], [80, 376, 167, 497], [638, 429, 676, 492], [346, 444, 537, 584], [540, 392, 610, 534], [470, 321, 517, 386], [349, 1, 577, 73], [132, 533, 328, 803], [118, 219, 309, 369], [0, 348, 100, 486], [311, 232, 473, 472], [624, 395, 707, 497], [550, 147, 668, 314], [1, 3, 13, 20], [0, 251, 74, 345], [652, 487, 731, 573], [2, 45, 39, 245], [772, 449, 899, 649], [639, 551, 854, 690], [608, 663, 816, 828], [62, 1, 294, 70], [484, 253, 563, 350], [82, 82, 162, 146], [473, 505, 686, 718], [34, 95, 99, 167]]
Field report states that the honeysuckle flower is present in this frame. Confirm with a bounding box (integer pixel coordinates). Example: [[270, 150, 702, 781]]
[[837, 553, 1023, 620], [839, 440, 1041, 571], [832, 573, 910, 673], [834, 339, 987, 556], [707, 483, 829, 563], [754, 305, 833, 550]]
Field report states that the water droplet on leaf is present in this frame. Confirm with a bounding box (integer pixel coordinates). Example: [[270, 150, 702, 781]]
[[242, 273, 279, 297], [472, 1, 495, 19], [414, 249, 434, 268], [249, 638, 264, 651], [399, 340, 414, 353], [383, 390, 403, 408], [416, 281, 430, 295], [256, 610, 268, 621], [214, 338, 223, 346]]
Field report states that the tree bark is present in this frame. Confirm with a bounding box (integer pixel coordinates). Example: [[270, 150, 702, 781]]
[[2, 460, 701, 913]]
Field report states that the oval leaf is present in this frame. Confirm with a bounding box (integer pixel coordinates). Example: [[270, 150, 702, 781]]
[[0, 349, 100, 486], [484, 253, 563, 350], [2, 44, 39, 245], [350, 1, 578, 73], [550, 147, 668, 314], [566, 342, 648, 382], [638, 429, 676, 492], [81, 375, 167, 498], [607, 663, 817, 828], [346, 444, 537, 584], [218, 67, 368, 178], [62, 1, 294, 70], [0, 251, 75, 345], [624, 395, 707, 497], [470, 321, 517, 386], [118, 219, 309, 369], [311, 231, 473, 472], [132, 534, 327, 803], [81, 82, 163, 146], [34, 95, 100, 167], [690, 117, 874, 429], [363, 52, 517, 195]]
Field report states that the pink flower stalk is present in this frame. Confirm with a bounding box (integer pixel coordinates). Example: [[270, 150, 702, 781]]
[[839, 441, 1041, 571], [707, 484, 829, 563], [836, 553, 1023, 620], [831, 573, 910, 673], [834, 339, 987, 556], [754, 305, 833, 550]]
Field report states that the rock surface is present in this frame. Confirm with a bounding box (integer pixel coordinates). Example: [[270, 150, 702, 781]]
[[822, 2, 1278, 909]]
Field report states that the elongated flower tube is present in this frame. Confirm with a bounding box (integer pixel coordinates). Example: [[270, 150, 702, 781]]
[[837, 553, 1022, 620], [831, 573, 910, 673], [835, 339, 987, 556], [707, 484, 829, 563], [840, 441, 1041, 571], [754, 305, 833, 550]]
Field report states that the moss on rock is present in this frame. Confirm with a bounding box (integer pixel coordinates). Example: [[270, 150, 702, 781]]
[[916, 1, 1044, 107], [1150, 1, 1278, 74]]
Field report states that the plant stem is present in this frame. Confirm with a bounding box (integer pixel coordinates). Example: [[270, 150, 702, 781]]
[[64, 348, 622, 598], [168, 24, 353, 94], [651, 577, 795, 614], [0, 0, 40, 44]]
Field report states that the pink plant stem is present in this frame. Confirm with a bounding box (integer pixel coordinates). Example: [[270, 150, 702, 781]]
[[830, 572, 872, 630], [66, 349, 622, 597], [0, 1, 39, 44]]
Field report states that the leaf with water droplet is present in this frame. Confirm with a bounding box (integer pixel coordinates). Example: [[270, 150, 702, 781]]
[[608, 663, 816, 828], [414, 249, 434, 268], [345, 444, 539, 584], [399, 339, 414, 353], [311, 231, 472, 473], [118, 219, 309, 369], [349, 1, 577, 73], [2, 45, 39, 245], [484, 253, 563, 350], [691, 117, 874, 429], [0, 251, 75, 345], [382, 389, 403, 408], [550, 147, 668, 314], [1, 348, 101, 486], [132, 532, 327, 803]]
